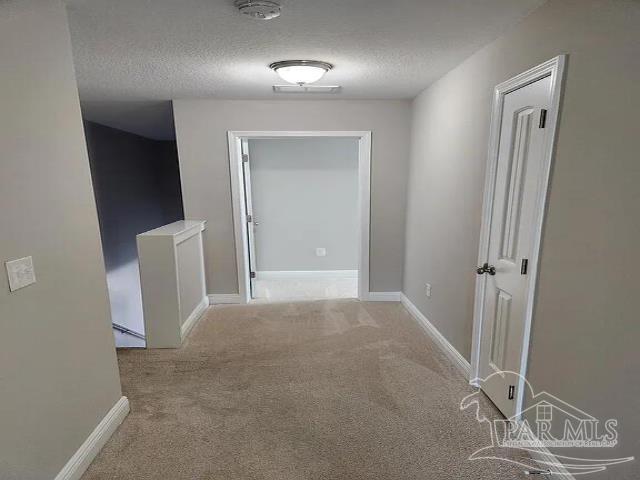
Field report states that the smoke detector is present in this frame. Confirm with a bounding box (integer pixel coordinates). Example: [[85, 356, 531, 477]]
[[234, 0, 281, 20]]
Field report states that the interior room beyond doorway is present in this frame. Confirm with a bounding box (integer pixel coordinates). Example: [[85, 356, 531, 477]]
[[245, 137, 360, 301]]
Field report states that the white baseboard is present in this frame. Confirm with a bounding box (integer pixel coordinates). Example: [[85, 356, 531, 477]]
[[400, 293, 471, 378], [208, 293, 244, 304], [55, 396, 129, 480], [180, 296, 209, 339], [256, 270, 358, 279], [365, 291, 402, 302]]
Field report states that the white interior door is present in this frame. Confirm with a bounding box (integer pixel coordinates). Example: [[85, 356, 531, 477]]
[[477, 75, 552, 418], [241, 139, 258, 298]]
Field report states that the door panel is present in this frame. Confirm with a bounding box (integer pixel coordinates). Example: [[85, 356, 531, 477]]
[[490, 289, 511, 371], [500, 108, 534, 262], [241, 139, 257, 298], [479, 75, 552, 418]]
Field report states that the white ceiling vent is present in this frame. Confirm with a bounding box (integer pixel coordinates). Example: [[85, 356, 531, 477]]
[[273, 85, 342, 94], [234, 1, 281, 20]]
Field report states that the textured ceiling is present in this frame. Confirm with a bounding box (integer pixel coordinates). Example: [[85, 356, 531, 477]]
[[67, 0, 545, 139]]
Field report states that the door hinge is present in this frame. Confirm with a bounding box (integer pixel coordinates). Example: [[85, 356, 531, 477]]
[[539, 109, 547, 128], [247, 214, 252, 223], [242, 153, 249, 162], [250, 271, 256, 279], [520, 258, 529, 275], [508, 385, 515, 400]]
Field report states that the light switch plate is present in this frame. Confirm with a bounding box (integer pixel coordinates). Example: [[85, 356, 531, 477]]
[[316, 248, 327, 257], [6, 256, 36, 292], [425, 283, 432, 298]]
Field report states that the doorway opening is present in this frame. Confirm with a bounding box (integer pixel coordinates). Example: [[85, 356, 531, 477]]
[[470, 56, 566, 419], [228, 131, 371, 303]]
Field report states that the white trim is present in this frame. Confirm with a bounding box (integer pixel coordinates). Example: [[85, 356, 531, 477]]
[[256, 270, 358, 279], [228, 131, 371, 138], [208, 293, 244, 304], [180, 297, 209, 339], [470, 56, 567, 417], [227, 130, 372, 303], [54, 396, 129, 480], [357, 132, 372, 300], [228, 132, 250, 304], [400, 293, 471, 378], [365, 291, 402, 302]]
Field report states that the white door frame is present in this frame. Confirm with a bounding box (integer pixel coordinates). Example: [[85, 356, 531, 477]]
[[227, 130, 372, 303], [470, 56, 567, 419]]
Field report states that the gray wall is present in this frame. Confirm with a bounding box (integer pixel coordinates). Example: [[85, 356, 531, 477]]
[[249, 138, 359, 272], [0, 2, 123, 478], [84, 121, 184, 335], [403, 0, 639, 475], [173, 100, 411, 294]]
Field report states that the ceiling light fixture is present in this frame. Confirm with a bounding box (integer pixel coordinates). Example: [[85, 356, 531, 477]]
[[234, 0, 281, 20], [269, 60, 334, 86]]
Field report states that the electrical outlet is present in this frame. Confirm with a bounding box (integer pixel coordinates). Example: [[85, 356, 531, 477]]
[[316, 248, 327, 257], [6, 256, 36, 292], [425, 283, 432, 298]]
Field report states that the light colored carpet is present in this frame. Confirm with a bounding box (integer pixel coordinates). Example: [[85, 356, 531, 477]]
[[83, 299, 528, 479]]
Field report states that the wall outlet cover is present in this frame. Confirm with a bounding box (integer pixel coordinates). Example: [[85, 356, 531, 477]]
[[425, 283, 432, 298], [6, 256, 36, 292], [315, 248, 327, 257]]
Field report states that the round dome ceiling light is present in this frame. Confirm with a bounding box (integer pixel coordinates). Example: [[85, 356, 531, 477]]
[[234, 0, 281, 20], [269, 60, 334, 86]]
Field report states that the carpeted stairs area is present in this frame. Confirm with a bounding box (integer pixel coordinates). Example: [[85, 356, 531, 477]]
[[82, 299, 528, 479]]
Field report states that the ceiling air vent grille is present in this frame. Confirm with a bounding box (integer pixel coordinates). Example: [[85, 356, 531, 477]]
[[272, 85, 342, 94]]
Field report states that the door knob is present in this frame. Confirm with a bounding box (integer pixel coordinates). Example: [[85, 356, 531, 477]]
[[476, 263, 496, 275]]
